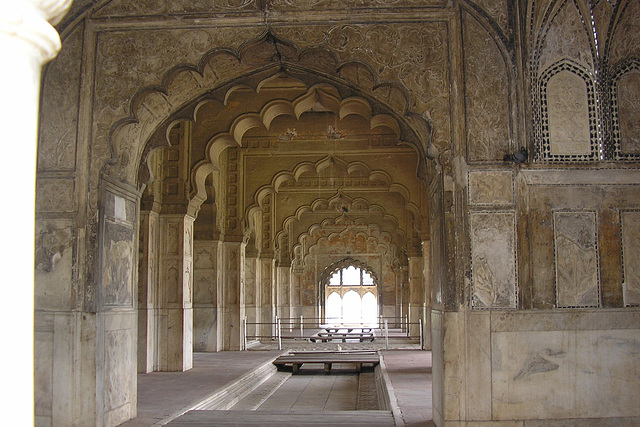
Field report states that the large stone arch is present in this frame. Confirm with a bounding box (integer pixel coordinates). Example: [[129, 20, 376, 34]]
[[101, 30, 436, 190]]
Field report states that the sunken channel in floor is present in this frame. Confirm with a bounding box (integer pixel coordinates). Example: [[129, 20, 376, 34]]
[[166, 351, 395, 426]]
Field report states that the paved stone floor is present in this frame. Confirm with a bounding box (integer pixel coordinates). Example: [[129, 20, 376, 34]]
[[120, 348, 433, 426]]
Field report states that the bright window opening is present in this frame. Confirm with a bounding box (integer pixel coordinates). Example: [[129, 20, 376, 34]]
[[324, 265, 378, 326]]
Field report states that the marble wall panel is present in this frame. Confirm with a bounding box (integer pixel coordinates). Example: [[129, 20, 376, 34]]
[[547, 70, 591, 156], [538, 1, 594, 71], [492, 328, 640, 420], [35, 220, 75, 311], [104, 323, 136, 426], [35, 313, 54, 422], [609, 0, 640, 66], [553, 212, 599, 307], [36, 179, 75, 213], [470, 212, 517, 308], [465, 311, 491, 420], [621, 211, 640, 306], [193, 307, 218, 352], [468, 171, 513, 206], [472, 0, 509, 36], [101, 191, 137, 308], [38, 23, 83, 171], [463, 11, 511, 162], [617, 69, 640, 155], [102, 220, 134, 307]]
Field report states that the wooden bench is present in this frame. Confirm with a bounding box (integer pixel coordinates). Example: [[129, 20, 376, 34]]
[[310, 332, 375, 342], [273, 352, 380, 373]]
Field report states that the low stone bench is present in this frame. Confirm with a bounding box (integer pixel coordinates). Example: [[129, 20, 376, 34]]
[[273, 352, 380, 373]]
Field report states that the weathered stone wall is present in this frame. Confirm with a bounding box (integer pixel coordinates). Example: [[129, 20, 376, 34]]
[[35, 0, 640, 425]]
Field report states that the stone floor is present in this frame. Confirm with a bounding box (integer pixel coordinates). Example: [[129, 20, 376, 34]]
[[120, 348, 433, 426]]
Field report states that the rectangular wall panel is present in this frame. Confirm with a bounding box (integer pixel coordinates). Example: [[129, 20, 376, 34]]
[[470, 212, 517, 308], [553, 212, 599, 307], [621, 210, 640, 306]]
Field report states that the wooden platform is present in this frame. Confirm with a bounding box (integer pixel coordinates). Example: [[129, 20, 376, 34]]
[[273, 352, 380, 373], [168, 410, 394, 426]]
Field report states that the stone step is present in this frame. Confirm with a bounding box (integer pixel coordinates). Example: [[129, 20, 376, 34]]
[[228, 371, 290, 410], [167, 409, 395, 426]]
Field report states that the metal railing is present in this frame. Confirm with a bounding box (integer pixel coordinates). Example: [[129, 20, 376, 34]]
[[242, 315, 424, 351]]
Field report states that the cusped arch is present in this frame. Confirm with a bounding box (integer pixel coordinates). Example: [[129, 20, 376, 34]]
[[100, 30, 433, 191]]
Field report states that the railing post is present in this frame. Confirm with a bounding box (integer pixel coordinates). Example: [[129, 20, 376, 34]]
[[242, 316, 247, 351], [300, 315, 304, 338], [277, 318, 282, 351], [405, 314, 409, 335], [274, 315, 278, 339], [419, 318, 424, 350], [384, 319, 389, 350]]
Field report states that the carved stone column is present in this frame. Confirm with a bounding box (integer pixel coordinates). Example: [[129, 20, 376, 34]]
[[421, 240, 432, 349], [408, 256, 424, 339], [220, 239, 245, 350], [193, 239, 221, 352], [158, 214, 194, 371], [243, 247, 259, 343], [258, 256, 275, 339], [277, 263, 292, 331], [138, 209, 159, 372], [1, 0, 71, 421]]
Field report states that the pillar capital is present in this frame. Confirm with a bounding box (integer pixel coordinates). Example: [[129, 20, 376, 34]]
[[0, 0, 72, 64]]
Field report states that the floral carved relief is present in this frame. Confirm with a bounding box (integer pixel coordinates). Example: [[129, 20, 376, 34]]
[[36, 179, 75, 213], [621, 211, 640, 306], [553, 212, 599, 308], [38, 23, 83, 171], [274, 23, 450, 151], [471, 0, 509, 36], [93, 0, 257, 17], [538, 1, 594, 72], [265, 0, 446, 10], [617, 70, 640, 155], [470, 212, 516, 309], [547, 70, 591, 156], [609, 0, 640, 66], [463, 11, 511, 162]]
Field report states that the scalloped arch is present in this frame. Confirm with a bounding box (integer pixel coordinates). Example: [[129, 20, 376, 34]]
[[100, 30, 433, 188]]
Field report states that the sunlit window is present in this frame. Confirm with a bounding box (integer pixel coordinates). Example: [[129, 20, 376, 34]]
[[324, 264, 378, 326]]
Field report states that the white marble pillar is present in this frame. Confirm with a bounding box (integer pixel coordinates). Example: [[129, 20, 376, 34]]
[[422, 241, 432, 349], [408, 256, 424, 338], [220, 240, 245, 350], [258, 256, 275, 338], [158, 214, 194, 371], [0, 0, 71, 420], [193, 239, 221, 352], [243, 252, 259, 342], [138, 210, 159, 372], [277, 264, 292, 330]]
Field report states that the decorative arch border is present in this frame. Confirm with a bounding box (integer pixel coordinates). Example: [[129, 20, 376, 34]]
[[611, 58, 640, 161], [534, 59, 600, 162]]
